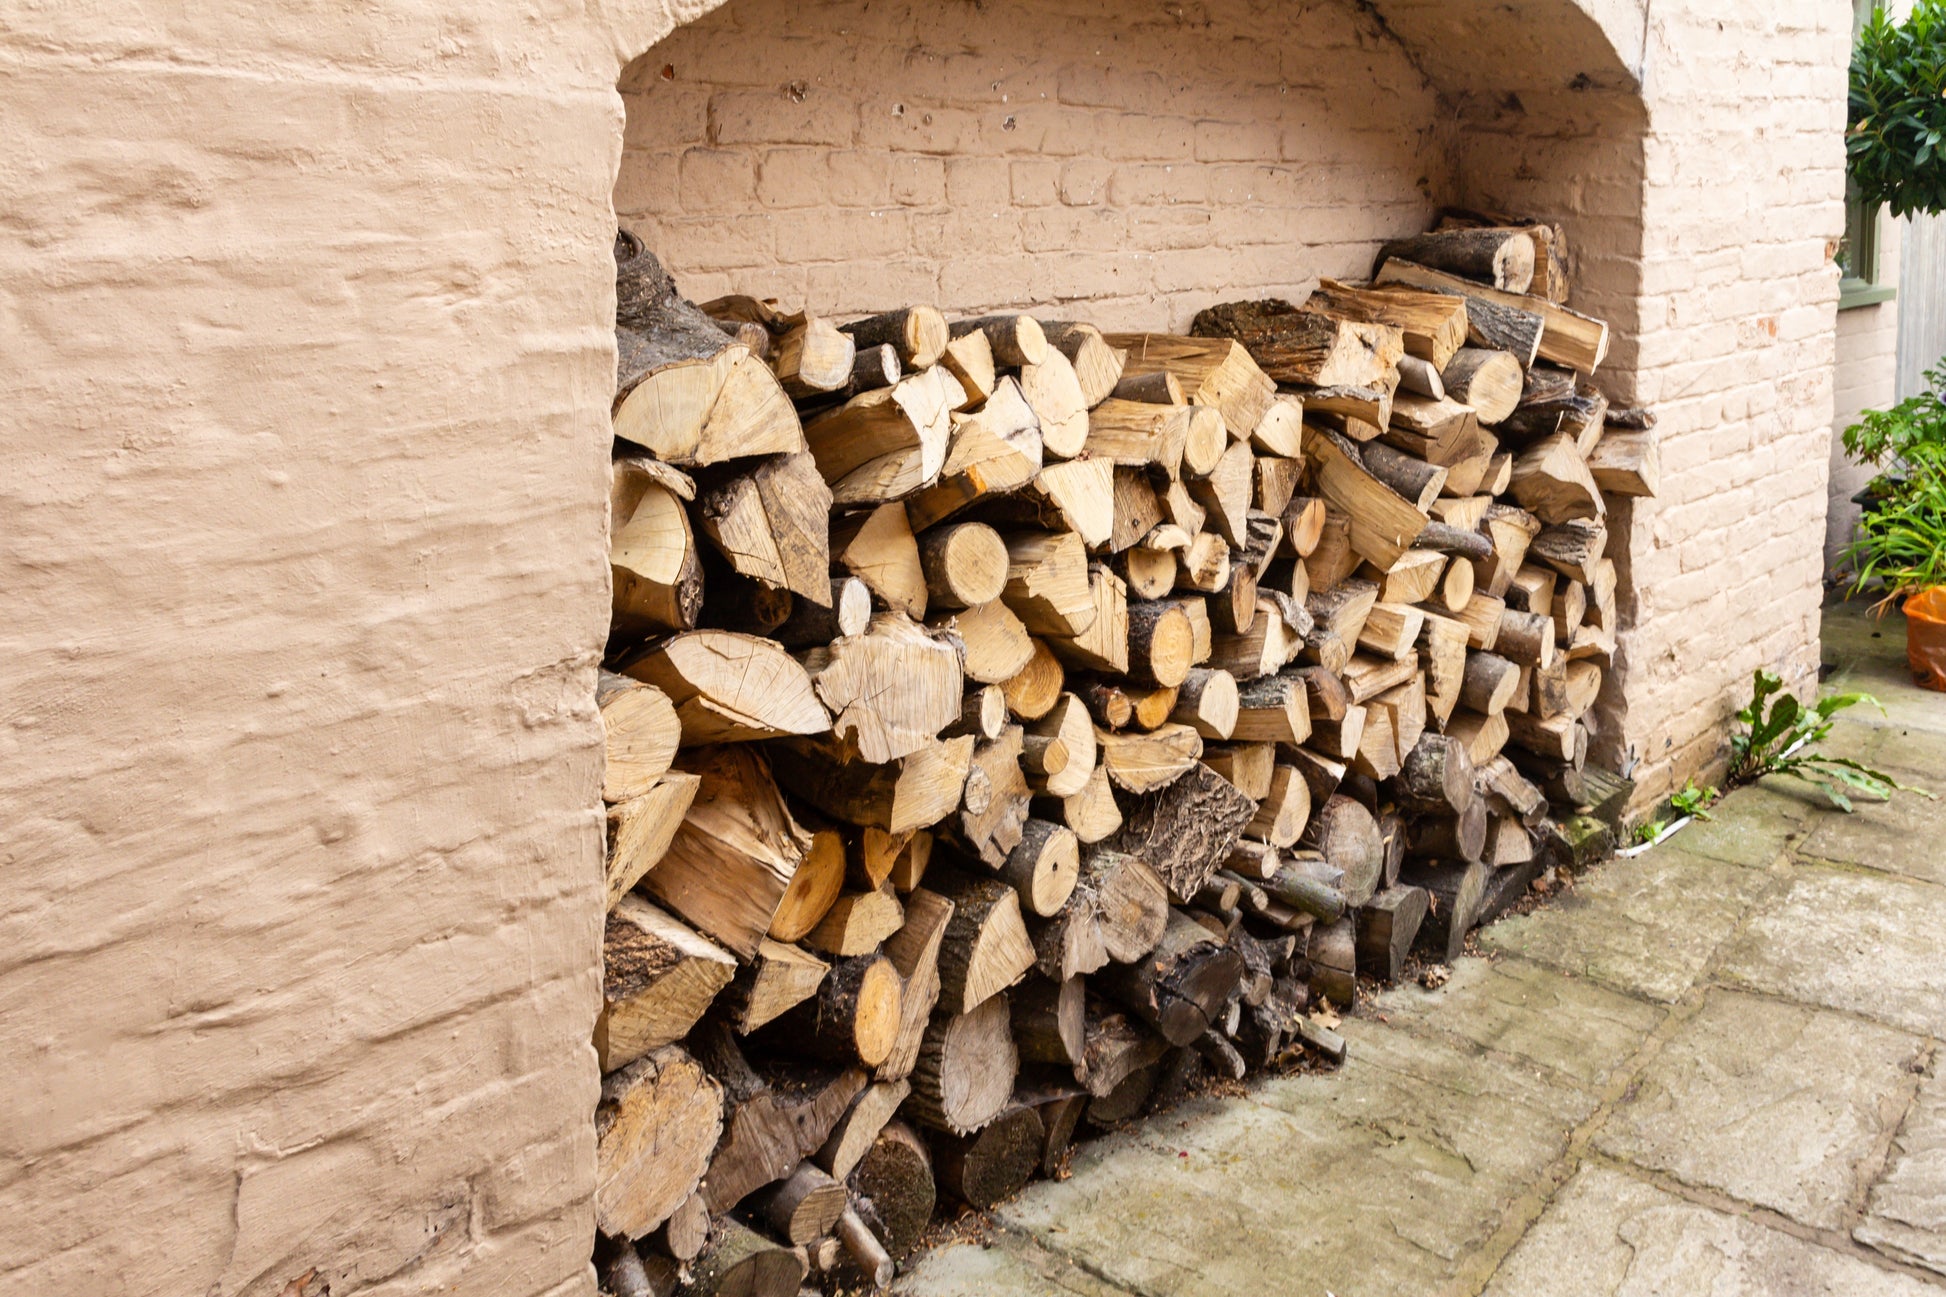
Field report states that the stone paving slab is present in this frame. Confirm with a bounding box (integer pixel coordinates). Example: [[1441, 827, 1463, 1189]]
[[1714, 865, 1946, 1038], [1592, 988, 1925, 1231], [1367, 954, 1664, 1089], [1798, 787, 1946, 886], [896, 1233, 1137, 1297], [964, 1021, 1606, 1297], [1859, 1062, 1946, 1278], [1477, 847, 1775, 1003], [1482, 1164, 1941, 1297]]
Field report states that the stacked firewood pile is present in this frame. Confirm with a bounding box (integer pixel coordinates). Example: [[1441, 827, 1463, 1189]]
[[593, 215, 1655, 1296]]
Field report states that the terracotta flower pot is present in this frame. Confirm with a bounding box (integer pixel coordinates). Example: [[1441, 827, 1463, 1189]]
[[1906, 586, 1946, 693]]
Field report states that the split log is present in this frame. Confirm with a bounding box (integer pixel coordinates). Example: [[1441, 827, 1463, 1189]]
[[1587, 428, 1660, 497], [1001, 530, 1098, 637], [690, 1023, 867, 1212], [802, 883, 906, 957], [832, 502, 927, 618], [1202, 741, 1276, 800], [1309, 432, 1429, 569], [611, 457, 705, 638], [906, 377, 1043, 531], [876, 888, 955, 1083], [721, 939, 830, 1036], [1039, 320, 1127, 407], [619, 631, 829, 744], [1408, 793, 1489, 864], [649, 746, 822, 959], [1020, 348, 1091, 459], [1377, 259, 1608, 372], [907, 993, 1018, 1134], [1096, 722, 1204, 794], [956, 725, 1033, 868], [1528, 519, 1607, 585], [1078, 1007, 1170, 1099], [804, 367, 962, 505], [1509, 433, 1602, 525], [604, 773, 701, 910], [1024, 691, 1097, 798], [1246, 764, 1313, 848], [613, 247, 804, 465], [806, 612, 963, 763], [696, 451, 833, 602], [1035, 761, 1124, 845], [597, 897, 738, 1072], [816, 1079, 914, 1180], [1307, 278, 1470, 369], [1171, 666, 1241, 740], [1102, 333, 1276, 438], [928, 872, 1038, 1014], [934, 597, 1036, 685], [594, 1045, 724, 1238], [1400, 859, 1491, 964], [952, 314, 1047, 368], [772, 734, 975, 836], [1047, 565, 1130, 676], [1127, 599, 1197, 687], [1355, 885, 1430, 983], [753, 1163, 847, 1246], [1231, 670, 1313, 745], [938, 328, 995, 409]]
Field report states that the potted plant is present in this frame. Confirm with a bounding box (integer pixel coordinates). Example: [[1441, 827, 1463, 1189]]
[[1842, 361, 1946, 690]]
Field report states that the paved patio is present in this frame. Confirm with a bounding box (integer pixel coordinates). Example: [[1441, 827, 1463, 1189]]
[[896, 599, 1946, 1296]]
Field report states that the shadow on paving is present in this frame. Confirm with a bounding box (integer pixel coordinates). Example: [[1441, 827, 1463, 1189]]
[[894, 597, 1946, 1296]]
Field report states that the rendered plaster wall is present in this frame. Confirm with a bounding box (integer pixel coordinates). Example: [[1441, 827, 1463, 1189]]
[[613, 0, 1449, 328], [0, 3, 698, 1293]]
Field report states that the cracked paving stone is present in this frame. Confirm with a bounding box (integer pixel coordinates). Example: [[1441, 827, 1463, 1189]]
[[1796, 775, 1946, 887], [1482, 1163, 1940, 1296], [1477, 849, 1774, 1003], [1714, 866, 1946, 1038], [1858, 1061, 1946, 1277], [1367, 954, 1663, 1089], [981, 1022, 1594, 1297], [1592, 988, 1925, 1230]]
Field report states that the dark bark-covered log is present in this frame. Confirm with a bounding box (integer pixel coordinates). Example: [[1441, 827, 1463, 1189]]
[[1306, 917, 1358, 1007], [1099, 763, 1257, 904], [1079, 1004, 1170, 1099], [1380, 228, 1536, 292], [848, 1120, 935, 1261], [1012, 974, 1087, 1070], [1355, 885, 1430, 983], [1401, 859, 1492, 964], [1396, 733, 1476, 817], [1189, 299, 1403, 390], [1408, 792, 1490, 864], [752, 1162, 847, 1245], [1412, 521, 1495, 562], [689, 1022, 867, 1213], [1026, 847, 1169, 981], [760, 952, 905, 1069], [1099, 909, 1247, 1046], [932, 1103, 1046, 1209], [683, 1217, 806, 1297]]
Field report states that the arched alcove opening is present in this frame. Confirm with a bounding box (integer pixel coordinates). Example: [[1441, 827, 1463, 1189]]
[[590, 0, 1651, 1283]]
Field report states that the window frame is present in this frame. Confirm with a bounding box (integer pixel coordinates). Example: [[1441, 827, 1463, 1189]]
[[1843, 0, 1897, 309]]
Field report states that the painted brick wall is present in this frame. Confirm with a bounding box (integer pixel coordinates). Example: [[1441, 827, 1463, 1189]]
[[614, 0, 1447, 328], [1827, 242, 1903, 570]]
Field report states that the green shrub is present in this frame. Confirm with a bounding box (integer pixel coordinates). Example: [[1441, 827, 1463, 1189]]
[[1850, 1, 1946, 218]]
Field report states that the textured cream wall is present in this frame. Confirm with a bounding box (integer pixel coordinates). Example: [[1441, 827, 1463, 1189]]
[[0, 3, 693, 1293], [614, 0, 1449, 328], [0, 0, 1847, 1292]]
